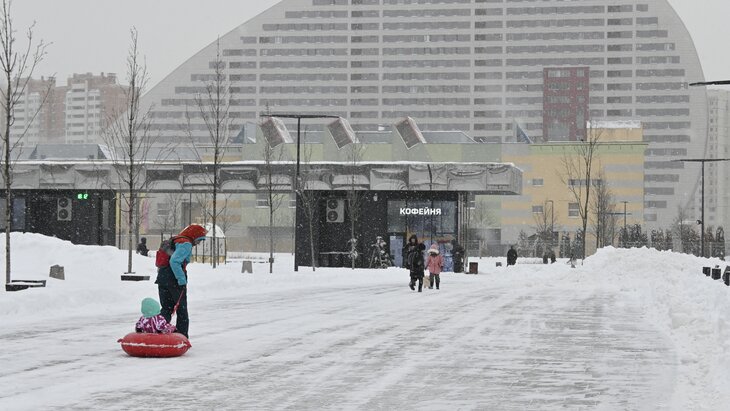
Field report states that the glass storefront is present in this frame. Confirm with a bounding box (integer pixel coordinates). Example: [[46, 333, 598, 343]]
[[387, 199, 457, 268]]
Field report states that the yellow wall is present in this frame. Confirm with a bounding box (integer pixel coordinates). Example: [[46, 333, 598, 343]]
[[501, 137, 646, 253]]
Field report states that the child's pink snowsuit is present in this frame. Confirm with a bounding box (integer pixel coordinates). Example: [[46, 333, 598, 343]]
[[135, 314, 176, 334]]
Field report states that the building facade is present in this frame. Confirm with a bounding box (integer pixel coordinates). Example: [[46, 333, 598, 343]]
[[64, 73, 127, 144], [11, 73, 127, 145], [707, 90, 730, 233], [11, 77, 61, 146], [140, 0, 706, 230], [501, 122, 647, 256]]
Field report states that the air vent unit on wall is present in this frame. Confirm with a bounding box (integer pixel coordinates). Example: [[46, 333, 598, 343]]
[[57, 197, 72, 221], [326, 198, 344, 223]]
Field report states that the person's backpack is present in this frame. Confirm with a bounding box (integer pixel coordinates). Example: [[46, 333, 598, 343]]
[[155, 236, 189, 268]]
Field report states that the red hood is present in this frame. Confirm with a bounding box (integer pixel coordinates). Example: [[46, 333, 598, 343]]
[[175, 224, 208, 243]]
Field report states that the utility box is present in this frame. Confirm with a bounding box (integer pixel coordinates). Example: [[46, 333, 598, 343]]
[[49, 265, 65, 280]]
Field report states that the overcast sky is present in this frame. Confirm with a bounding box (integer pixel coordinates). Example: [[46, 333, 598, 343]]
[[11, 0, 730, 87]]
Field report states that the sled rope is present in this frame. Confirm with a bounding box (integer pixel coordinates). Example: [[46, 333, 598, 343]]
[[172, 287, 186, 317]]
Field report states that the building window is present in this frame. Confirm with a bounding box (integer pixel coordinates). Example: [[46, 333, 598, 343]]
[[532, 205, 544, 214], [568, 203, 579, 218], [256, 192, 269, 208], [532, 178, 544, 186], [157, 203, 170, 218]]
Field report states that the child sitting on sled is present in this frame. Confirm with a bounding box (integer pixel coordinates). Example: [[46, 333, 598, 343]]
[[135, 297, 176, 334]]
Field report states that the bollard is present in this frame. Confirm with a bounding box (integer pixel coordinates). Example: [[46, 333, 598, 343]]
[[712, 268, 722, 280], [496, 262, 502, 267], [703, 266, 711, 276], [241, 260, 253, 273]]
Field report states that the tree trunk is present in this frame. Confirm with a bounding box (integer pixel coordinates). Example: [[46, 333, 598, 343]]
[[212, 167, 217, 268], [127, 173, 135, 274], [269, 189, 274, 274], [4, 78, 10, 285], [309, 209, 316, 272]]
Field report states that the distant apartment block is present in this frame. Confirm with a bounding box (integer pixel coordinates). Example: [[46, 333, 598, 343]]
[[11, 72, 127, 145], [707, 90, 730, 232]]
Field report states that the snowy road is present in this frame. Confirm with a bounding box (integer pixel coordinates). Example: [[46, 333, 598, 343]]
[[1, 270, 676, 410]]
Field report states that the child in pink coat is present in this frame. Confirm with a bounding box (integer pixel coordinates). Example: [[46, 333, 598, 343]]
[[135, 297, 176, 334], [426, 243, 444, 290]]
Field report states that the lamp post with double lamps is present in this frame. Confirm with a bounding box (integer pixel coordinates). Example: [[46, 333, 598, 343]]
[[671, 158, 730, 257], [260, 113, 340, 271]]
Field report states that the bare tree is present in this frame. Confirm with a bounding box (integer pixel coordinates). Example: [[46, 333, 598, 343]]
[[346, 142, 366, 269], [101, 28, 158, 275], [262, 134, 287, 273], [671, 205, 693, 253], [532, 199, 559, 256], [560, 123, 602, 260], [0, 0, 49, 285], [590, 169, 617, 249], [186, 37, 236, 268], [153, 192, 184, 238]]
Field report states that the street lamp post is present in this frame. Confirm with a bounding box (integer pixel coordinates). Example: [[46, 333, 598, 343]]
[[683, 79, 730, 257], [546, 200, 554, 249], [672, 158, 730, 257], [621, 200, 628, 247], [260, 113, 339, 271]]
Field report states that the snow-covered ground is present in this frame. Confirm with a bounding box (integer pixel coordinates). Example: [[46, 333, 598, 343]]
[[1, 233, 730, 410]]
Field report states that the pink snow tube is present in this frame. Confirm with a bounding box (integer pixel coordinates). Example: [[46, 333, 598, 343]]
[[117, 332, 191, 357]]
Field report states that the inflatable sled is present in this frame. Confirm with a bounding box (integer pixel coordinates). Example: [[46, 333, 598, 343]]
[[118, 332, 191, 358]]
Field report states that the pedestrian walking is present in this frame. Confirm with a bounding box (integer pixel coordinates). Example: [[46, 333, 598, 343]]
[[426, 243, 443, 289], [405, 235, 425, 292], [507, 245, 517, 266]]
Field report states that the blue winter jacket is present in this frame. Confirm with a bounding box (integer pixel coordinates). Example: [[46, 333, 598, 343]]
[[169, 236, 205, 285]]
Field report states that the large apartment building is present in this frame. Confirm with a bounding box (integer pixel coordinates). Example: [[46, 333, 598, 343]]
[[707, 90, 730, 232], [140, 0, 708, 229], [12, 73, 127, 145]]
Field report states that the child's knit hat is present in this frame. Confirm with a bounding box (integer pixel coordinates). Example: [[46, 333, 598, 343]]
[[429, 244, 439, 254], [141, 298, 162, 318]]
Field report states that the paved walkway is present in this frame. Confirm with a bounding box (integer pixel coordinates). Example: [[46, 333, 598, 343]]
[[0, 277, 676, 410]]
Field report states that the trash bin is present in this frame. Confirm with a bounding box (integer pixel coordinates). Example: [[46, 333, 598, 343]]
[[319, 253, 330, 268], [703, 266, 711, 276], [468, 262, 478, 274], [712, 268, 722, 280]]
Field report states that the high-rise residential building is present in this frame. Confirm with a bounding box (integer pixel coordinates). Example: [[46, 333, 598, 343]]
[[11, 76, 60, 146], [707, 90, 730, 234], [64, 73, 127, 144], [140, 0, 708, 229], [542, 67, 590, 142], [11, 73, 126, 145]]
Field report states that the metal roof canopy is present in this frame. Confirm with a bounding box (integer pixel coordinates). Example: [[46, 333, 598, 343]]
[[4, 160, 522, 195]]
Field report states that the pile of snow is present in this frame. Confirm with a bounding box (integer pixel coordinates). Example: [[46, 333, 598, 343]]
[[0, 233, 405, 324]]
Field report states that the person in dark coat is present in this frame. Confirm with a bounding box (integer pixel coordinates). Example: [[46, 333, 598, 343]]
[[136, 237, 149, 256], [451, 239, 465, 273], [548, 249, 556, 264], [506, 245, 517, 266], [407, 241, 426, 292], [402, 234, 418, 269]]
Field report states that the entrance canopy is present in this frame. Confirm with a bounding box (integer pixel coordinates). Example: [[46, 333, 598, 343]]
[[4, 160, 522, 195]]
